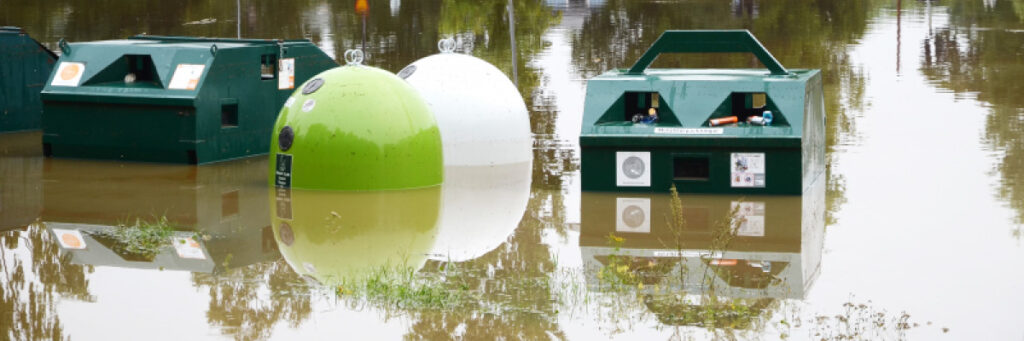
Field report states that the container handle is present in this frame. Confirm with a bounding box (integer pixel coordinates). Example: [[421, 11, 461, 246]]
[[626, 30, 788, 76], [59, 38, 70, 55]]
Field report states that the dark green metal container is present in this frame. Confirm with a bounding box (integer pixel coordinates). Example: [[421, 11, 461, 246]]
[[1, 27, 57, 133], [580, 30, 825, 194], [40, 35, 337, 164]]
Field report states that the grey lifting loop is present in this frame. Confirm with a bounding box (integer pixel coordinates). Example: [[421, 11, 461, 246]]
[[344, 49, 364, 66], [438, 38, 456, 53], [58, 38, 71, 55]]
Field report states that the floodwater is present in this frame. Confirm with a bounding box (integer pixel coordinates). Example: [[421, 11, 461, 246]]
[[2, 0, 1023, 339]]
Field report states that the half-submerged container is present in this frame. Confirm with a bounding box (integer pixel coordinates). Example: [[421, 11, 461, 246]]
[[40, 35, 337, 164], [580, 30, 825, 194], [1, 27, 57, 133]]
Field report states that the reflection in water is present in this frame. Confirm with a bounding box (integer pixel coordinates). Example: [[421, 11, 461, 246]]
[[1, 223, 94, 341], [919, 0, 1024, 236], [271, 187, 442, 283], [0, 132, 42, 232], [430, 162, 532, 262], [39, 155, 276, 273], [9, 0, 1019, 338], [579, 178, 825, 326], [581, 176, 827, 299]]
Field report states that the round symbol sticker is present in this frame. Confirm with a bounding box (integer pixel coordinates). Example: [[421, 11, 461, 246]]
[[622, 156, 646, 179], [622, 205, 646, 228], [60, 63, 81, 80], [301, 99, 316, 112]]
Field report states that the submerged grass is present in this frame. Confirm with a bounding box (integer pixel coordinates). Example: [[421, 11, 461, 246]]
[[334, 264, 469, 311], [95, 216, 177, 259]]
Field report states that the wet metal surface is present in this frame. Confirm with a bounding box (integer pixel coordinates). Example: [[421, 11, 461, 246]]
[[2, 0, 1024, 339]]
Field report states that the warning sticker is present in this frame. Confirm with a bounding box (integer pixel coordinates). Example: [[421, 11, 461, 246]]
[[51, 62, 86, 87], [278, 58, 295, 90], [731, 153, 766, 188], [52, 228, 87, 249], [173, 237, 206, 260], [731, 201, 765, 237], [168, 64, 206, 90]]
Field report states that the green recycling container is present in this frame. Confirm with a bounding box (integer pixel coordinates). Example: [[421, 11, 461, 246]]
[[40, 35, 337, 164], [1, 27, 57, 133], [580, 30, 825, 195]]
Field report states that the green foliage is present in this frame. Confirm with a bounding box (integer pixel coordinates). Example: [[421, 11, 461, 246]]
[[97, 216, 176, 260], [335, 264, 467, 311]]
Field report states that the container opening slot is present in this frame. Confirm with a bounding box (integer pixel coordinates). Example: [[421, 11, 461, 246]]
[[221, 103, 239, 127], [673, 156, 710, 180], [83, 54, 163, 87], [261, 54, 277, 80], [596, 91, 680, 126], [703, 92, 788, 127]]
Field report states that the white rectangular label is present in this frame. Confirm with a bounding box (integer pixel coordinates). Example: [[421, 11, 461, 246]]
[[173, 237, 206, 260], [278, 58, 295, 90], [168, 64, 205, 90], [731, 153, 766, 188], [616, 151, 651, 187], [51, 62, 86, 87], [52, 228, 87, 249], [654, 127, 724, 135], [732, 201, 766, 237], [616, 197, 651, 233]]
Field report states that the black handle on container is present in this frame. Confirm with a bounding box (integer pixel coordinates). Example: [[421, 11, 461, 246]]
[[627, 30, 788, 75]]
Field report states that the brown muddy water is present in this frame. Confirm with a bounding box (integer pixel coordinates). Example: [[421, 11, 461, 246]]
[[2, 0, 1024, 340]]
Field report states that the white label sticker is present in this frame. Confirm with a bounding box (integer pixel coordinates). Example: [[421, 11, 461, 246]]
[[168, 64, 206, 90], [52, 228, 87, 249], [731, 201, 766, 237], [654, 127, 724, 135], [616, 197, 651, 233], [284, 97, 295, 108], [731, 153, 766, 188], [616, 151, 650, 187], [301, 98, 316, 112], [51, 62, 86, 87], [278, 58, 295, 90], [173, 237, 206, 260]]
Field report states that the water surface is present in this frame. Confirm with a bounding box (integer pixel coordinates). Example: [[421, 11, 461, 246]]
[[2, 0, 1023, 339]]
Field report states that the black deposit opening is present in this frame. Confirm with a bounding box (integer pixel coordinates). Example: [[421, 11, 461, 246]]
[[221, 103, 238, 127], [673, 156, 709, 180]]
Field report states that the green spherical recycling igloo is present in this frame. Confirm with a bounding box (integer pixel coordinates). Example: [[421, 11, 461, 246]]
[[270, 51, 443, 190]]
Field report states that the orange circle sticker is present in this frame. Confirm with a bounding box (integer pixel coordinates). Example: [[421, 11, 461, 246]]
[[60, 63, 81, 80], [61, 233, 82, 248]]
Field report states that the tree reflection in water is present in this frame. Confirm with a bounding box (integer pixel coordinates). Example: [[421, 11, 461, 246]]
[[1, 223, 94, 341], [919, 0, 1024, 238]]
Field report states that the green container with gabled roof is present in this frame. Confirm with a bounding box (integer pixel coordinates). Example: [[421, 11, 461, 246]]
[[580, 30, 825, 195], [1, 27, 57, 133], [40, 35, 337, 164]]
